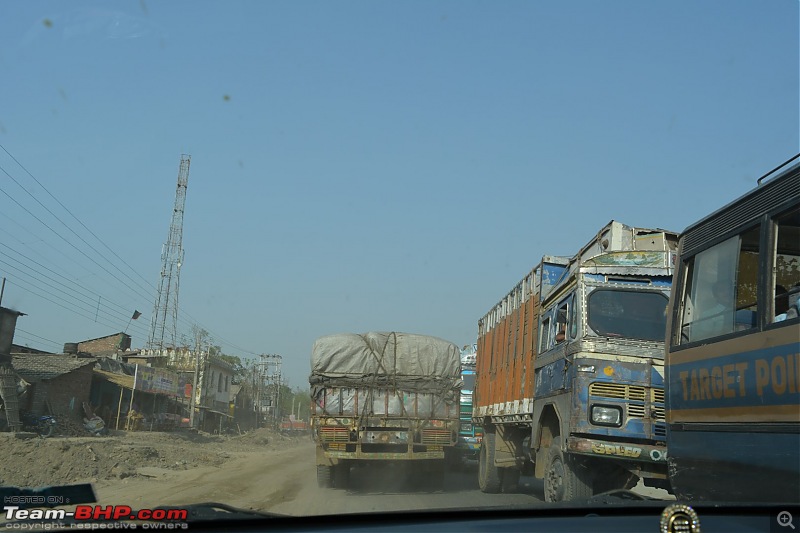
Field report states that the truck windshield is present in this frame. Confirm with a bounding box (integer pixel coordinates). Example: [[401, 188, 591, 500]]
[[587, 289, 668, 342]]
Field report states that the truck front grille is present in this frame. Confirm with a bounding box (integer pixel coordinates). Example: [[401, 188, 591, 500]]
[[589, 382, 646, 401], [589, 382, 665, 422], [628, 404, 646, 418]]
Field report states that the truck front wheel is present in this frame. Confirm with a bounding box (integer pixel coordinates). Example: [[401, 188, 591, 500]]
[[478, 432, 502, 493], [316, 465, 332, 488], [543, 444, 592, 502]]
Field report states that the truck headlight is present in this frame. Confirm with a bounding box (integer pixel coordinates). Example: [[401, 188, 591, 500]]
[[591, 405, 622, 427]]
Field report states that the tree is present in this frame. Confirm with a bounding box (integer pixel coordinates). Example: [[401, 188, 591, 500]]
[[216, 354, 248, 383], [278, 385, 310, 421]]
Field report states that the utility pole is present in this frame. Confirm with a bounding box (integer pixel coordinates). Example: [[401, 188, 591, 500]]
[[255, 354, 282, 427], [189, 329, 201, 428], [148, 155, 190, 350]]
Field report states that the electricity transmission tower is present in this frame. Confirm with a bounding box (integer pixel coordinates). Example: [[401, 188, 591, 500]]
[[253, 354, 282, 426], [147, 154, 191, 350]]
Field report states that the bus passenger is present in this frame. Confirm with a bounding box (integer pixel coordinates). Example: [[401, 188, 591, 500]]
[[775, 284, 800, 321], [693, 280, 734, 340]]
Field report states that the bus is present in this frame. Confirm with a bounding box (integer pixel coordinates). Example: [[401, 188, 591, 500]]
[[664, 155, 800, 503]]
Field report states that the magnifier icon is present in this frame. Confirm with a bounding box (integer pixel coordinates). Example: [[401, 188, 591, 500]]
[[778, 511, 795, 529]]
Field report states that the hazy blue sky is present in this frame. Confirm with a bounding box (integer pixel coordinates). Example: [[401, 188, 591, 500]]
[[0, 1, 797, 388]]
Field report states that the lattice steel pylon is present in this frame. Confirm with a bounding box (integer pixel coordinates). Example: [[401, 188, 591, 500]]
[[147, 154, 191, 350]]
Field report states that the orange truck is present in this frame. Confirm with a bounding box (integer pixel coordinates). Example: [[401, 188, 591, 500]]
[[280, 416, 308, 433], [474, 221, 677, 501]]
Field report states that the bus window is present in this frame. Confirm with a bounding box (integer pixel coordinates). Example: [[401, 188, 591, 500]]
[[678, 226, 761, 343], [773, 206, 800, 322]]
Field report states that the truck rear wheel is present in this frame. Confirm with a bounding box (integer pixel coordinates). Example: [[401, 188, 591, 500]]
[[316, 465, 332, 488], [478, 432, 502, 493], [543, 444, 592, 502]]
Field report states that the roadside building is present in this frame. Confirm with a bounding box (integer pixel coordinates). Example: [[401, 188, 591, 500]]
[[134, 348, 235, 432], [197, 356, 234, 433], [77, 332, 131, 357], [11, 353, 95, 422]]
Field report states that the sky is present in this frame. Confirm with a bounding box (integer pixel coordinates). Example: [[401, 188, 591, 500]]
[[0, 0, 797, 389]]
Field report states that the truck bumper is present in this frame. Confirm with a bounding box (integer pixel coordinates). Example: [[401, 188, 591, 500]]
[[318, 445, 446, 463], [567, 436, 668, 478]]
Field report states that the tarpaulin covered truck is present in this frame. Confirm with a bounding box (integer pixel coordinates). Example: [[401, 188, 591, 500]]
[[474, 221, 677, 501], [310, 332, 461, 490]]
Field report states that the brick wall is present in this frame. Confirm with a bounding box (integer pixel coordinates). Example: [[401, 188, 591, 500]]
[[37, 365, 94, 421], [78, 334, 131, 354]]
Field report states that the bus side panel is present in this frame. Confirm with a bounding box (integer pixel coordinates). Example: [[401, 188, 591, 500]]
[[667, 326, 800, 502], [666, 328, 800, 424], [668, 429, 800, 502]]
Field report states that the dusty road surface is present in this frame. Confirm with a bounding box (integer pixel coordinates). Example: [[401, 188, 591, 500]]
[[92, 438, 546, 515], [0, 427, 671, 519]]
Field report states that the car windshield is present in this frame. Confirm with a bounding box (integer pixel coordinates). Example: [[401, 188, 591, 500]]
[[0, 0, 797, 527]]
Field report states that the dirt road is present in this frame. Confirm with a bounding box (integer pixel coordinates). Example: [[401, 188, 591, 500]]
[[1, 429, 670, 518], [93, 439, 546, 516]]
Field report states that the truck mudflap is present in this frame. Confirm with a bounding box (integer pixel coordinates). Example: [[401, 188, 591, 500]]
[[567, 436, 668, 464]]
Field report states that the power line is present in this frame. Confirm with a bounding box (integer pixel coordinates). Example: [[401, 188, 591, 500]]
[[0, 176, 155, 306], [0, 240, 150, 324], [0, 162, 156, 304], [0, 142, 159, 293], [14, 328, 62, 350], [177, 310, 260, 356], [0, 211, 98, 284], [3, 278, 148, 337], [0, 254, 124, 321], [0, 145, 260, 356]]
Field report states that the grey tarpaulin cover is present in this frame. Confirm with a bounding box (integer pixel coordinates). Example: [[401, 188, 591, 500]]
[[309, 332, 461, 394]]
